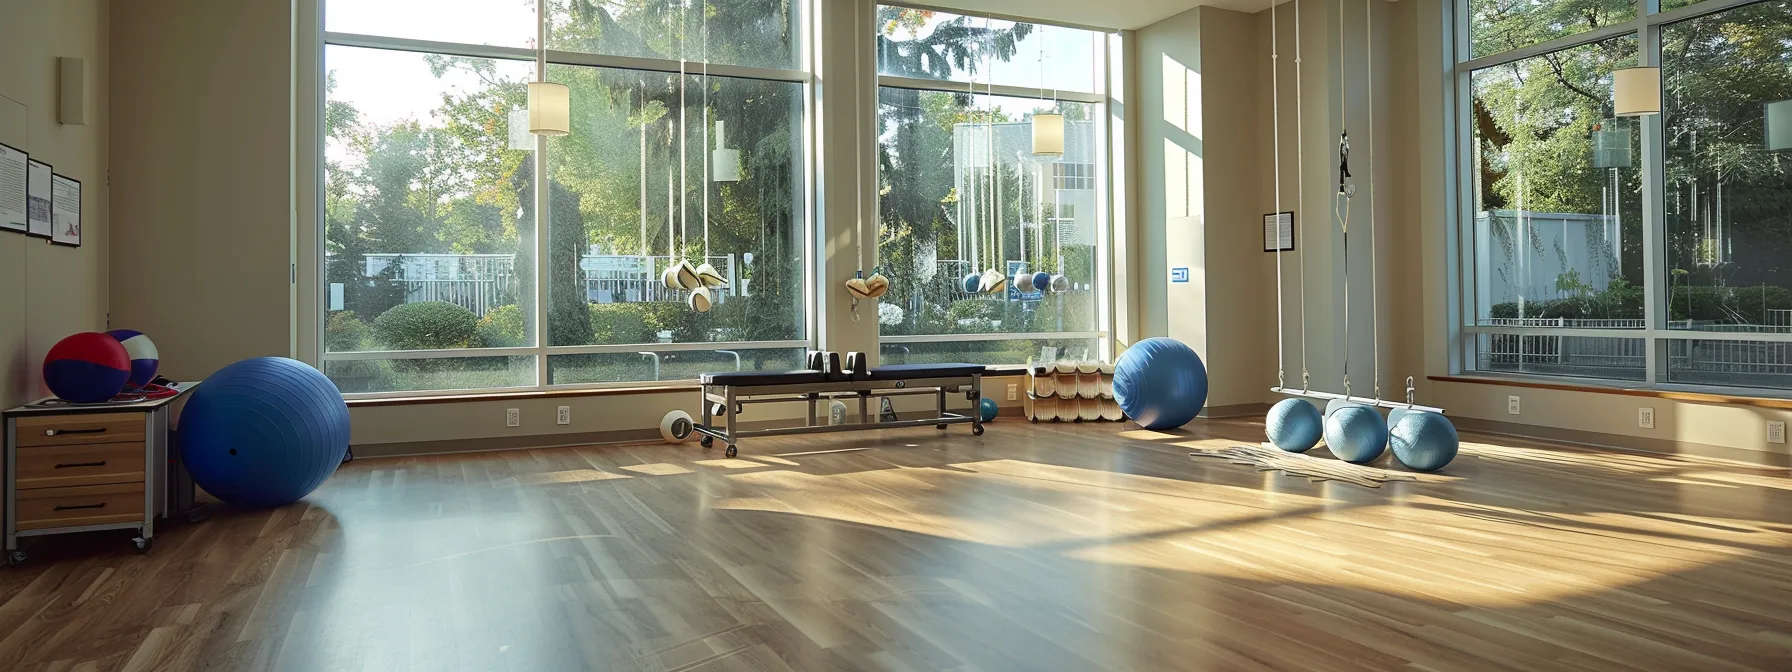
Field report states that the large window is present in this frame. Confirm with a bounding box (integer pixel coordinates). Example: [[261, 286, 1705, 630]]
[[1458, 0, 1792, 390], [874, 6, 1111, 366], [321, 1, 809, 394]]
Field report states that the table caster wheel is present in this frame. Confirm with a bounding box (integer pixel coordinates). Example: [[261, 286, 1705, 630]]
[[724, 445, 738, 459], [972, 425, 985, 436], [734, 403, 744, 415], [7, 551, 24, 566], [133, 537, 152, 553], [700, 436, 714, 448]]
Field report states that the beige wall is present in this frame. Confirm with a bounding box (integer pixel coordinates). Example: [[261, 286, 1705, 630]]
[[0, 0, 111, 409], [109, 0, 295, 382]]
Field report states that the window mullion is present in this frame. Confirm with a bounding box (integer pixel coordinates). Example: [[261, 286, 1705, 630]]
[[1640, 20, 1665, 384]]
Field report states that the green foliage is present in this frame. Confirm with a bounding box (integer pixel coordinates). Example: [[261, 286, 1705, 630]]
[[590, 304, 657, 345], [474, 304, 527, 348], [372, 301, 478, 350], [325, 311, 371, 352]]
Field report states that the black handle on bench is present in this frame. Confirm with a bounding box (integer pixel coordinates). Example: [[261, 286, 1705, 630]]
[[55, 461, 108, 469], [45, 428, 108, 437], [53, 503, 107, 511]]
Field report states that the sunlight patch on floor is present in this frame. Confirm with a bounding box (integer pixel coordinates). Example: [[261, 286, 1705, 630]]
[[621, 463, 696, 476]]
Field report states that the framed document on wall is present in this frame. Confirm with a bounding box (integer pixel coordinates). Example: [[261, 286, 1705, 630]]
[[50, 173, 79, 247], [26, 159, 51, 237], [0, 142, 25, 233]]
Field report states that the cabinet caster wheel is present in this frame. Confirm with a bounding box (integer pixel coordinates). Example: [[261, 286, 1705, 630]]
[[7, 551, 24, 566], [700, 436, 714, 448], [724, 445, 738, 459], [972, 425, 985, 436], [133, 537, 152, 553]]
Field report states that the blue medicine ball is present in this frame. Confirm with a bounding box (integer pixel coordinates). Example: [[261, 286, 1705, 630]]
[[1266, 398, 1323, 453], [1324, 405, 1388, 464], [1390, 411, 1459, 472], [179, 357, 350, 508], [979, 397, 999, 422], [1112, 337, 1208, 430]]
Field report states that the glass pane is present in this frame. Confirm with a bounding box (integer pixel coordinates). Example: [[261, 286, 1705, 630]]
[[544, 66, 806, 346], [323, 356, 535, 393], [1468, 0, 1635, 59], [1475, 334, 1646, 381], [1667, 339, 1792, 389], [876, 6, 1100, 93], [323, 46, 538, 362], [325, 0, 535, 48], [548, 348, 806, 384], [548, 0, 799, 71], [1470, 37, 1642, 328], [877, 87, 1100, 348], [881, 338, 1099, 367], [1662, 1, 1792, 333]]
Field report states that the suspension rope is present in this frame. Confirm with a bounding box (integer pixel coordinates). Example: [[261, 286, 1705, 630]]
[[1335, 0, 1354, 399], [1272, 3, 1285, 389], [1296, 0, 1309, 391], [1366, 0, 1381, 401], [678, 4, 688, 262], [702, 2, 710, 260]]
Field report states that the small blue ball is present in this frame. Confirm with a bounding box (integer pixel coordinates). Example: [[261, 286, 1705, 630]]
[[979, 397, 999, 422], [1032, 272, 1052, 293], [1266, 398, 1323, 453], [962, 273, 982, 294], [1390, 412, 1459, 472], [1324, 405, 1388, 464]]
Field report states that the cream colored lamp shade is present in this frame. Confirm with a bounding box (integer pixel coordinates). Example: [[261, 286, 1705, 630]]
[[1612, 67, 1661, 117], [1032, 112, 1064, 156], [713, 120, 742, 181], [1768, 100, 1792, 152], [528, 81, 571, 136]]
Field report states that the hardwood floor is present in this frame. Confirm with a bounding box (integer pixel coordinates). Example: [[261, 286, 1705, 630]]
[[3, 418, 1791, 671]]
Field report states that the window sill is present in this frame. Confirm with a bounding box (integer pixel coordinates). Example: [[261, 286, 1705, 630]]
[[345, 367, 1028, 408], [1429, 374, 1792, 410]]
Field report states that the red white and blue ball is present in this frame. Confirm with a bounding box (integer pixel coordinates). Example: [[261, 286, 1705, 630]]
[[43, 332, 132, 403], [106, 329, 161, 388]]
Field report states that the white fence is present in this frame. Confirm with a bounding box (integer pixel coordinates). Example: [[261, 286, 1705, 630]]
[[350, 253, 739, 317]]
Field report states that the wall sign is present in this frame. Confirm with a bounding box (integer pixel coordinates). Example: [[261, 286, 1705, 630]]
[[1170, 267, 1189, 283], [1263, 211, 1295, 252]]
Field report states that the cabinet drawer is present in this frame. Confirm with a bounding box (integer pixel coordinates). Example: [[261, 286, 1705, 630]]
[[15, 483, 146, 531], [15, 413, 146, 447], [15, 442, 146, 489]]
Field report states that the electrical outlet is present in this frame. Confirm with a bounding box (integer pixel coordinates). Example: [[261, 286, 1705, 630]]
[[1507, 395, 1521, 415], [1007, 383, 1018, 401], [1638, 407, 1655, 429], [557, 405, 571, 425], [505, 408, 520, 427], [1769, 421, 1786, 445]]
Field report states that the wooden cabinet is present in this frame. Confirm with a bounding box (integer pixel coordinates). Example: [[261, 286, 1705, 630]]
[[3, 384, 197, 564]]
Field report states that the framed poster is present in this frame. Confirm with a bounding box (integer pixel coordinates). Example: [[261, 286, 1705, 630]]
[[50, 173, 80, 247], [26, 159, 51, 237], [1262, 211, 1295, 252], [0, 142, 25, 233]]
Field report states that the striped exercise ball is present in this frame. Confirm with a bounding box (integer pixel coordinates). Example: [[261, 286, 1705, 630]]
[[42, 332, 131, 403], [179, 357, 350, 508], [106, 329, 161, 388]]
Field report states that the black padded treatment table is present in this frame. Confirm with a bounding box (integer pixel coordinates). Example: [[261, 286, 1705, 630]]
[[692, 351, 985, 458]]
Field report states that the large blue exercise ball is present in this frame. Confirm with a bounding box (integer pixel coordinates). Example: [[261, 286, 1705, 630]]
[[1324, 404, 1388, 464], [1112, 337, 1208, 430], [1389, 411, 1459, 472], [180, 357, 350, 508], [1266, 398, 1323, 453]]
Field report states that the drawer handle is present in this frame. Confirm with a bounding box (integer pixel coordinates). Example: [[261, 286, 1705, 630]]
[[45, 428, 108, 437], [55, 461, 108, 469], [53, 503, 107, 511]]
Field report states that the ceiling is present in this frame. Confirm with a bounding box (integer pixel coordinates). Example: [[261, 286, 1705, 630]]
[[915, 0, 1279, 30]]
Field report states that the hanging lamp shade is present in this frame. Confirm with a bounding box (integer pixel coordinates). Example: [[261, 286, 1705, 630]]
[[1767, 100, 1792, 152], [713, 120, 742, 181], [528, 81, 571, 136], [1612, 67, 1661, 117], [1032, 112, 1064, 156]]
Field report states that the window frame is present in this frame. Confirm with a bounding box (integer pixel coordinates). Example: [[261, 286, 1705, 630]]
[[1451, 0, 1788, 391], [872, 2, 1119, 364], [311, 1, 816, 398]]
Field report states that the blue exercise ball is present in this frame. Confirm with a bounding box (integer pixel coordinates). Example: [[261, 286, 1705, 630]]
[[1032, 271, 1052, 293], [1266, 398, 1323, 453], [1390, 411, 1459, 472], [179, 357, 350, 508], [979, 397, 999, 422], [1324, 405, 1388, 464], [1112, 337, 1208, 430]]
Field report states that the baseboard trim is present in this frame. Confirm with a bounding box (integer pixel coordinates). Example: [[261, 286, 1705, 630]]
[[1201, 403, 1270, 419], [1451, 416, 1792, 468]]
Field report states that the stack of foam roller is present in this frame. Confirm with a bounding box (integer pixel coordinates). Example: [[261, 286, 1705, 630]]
[[1025, 361, 1125, 422]]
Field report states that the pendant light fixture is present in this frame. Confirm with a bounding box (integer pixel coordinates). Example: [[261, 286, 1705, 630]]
[[528, 4, 570, 136], [1612, 66, 1661, 117], [1031, 35, 1063, 156], [1767, 99, 1792, 152]]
